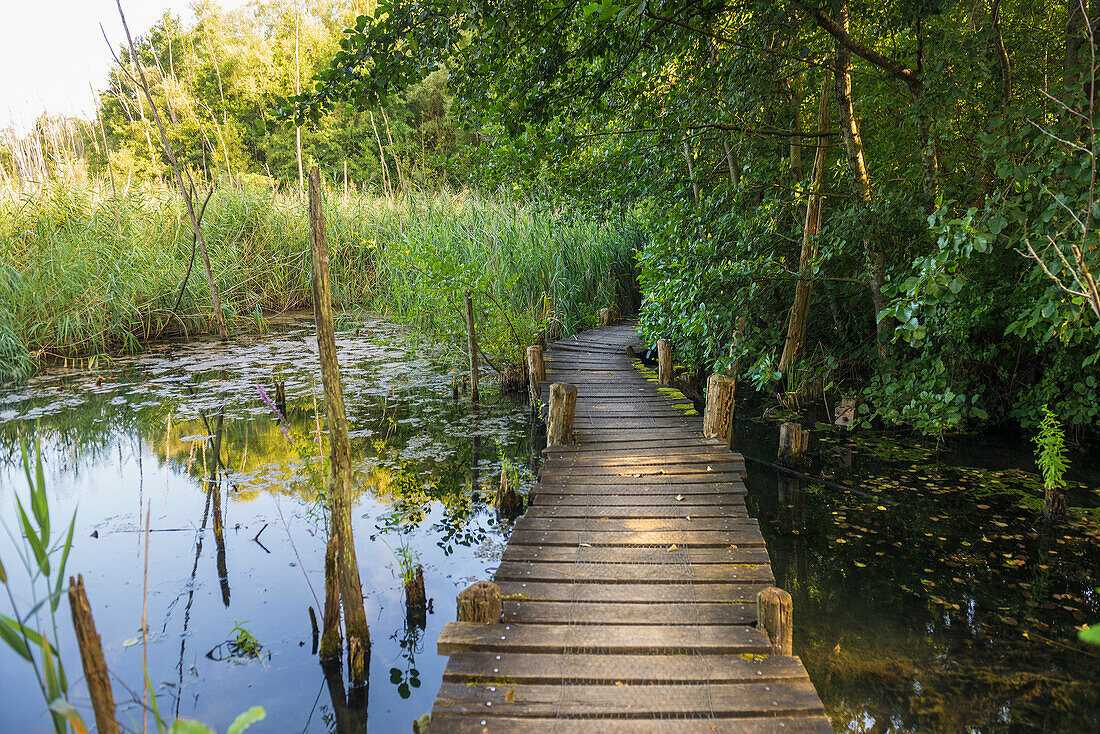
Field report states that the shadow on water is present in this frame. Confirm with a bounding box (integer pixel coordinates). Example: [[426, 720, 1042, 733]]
[[0, 314, 531, 733], [732, 395, 1100, 732]]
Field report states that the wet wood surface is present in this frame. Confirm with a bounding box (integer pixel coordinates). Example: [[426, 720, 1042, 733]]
[[429, 323, 830, 732]]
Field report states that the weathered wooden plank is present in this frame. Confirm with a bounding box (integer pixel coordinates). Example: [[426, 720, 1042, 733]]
[[501, 545, 770, 564], [503, 601, 757, 625], [536, 472, 747, 485], [533, 482, 744, 494], [433, 680, 825, 717], [442, 651, 805, 684], [437, 622, 771, 655], [494, 561, 773, 584], [514, 517, 759, 533], [530, 492, 745, 506], [498, 581, 771, 603], [506, 529, 766, 547], [428, 715, 834, 733], [523, 504, 746, 518]]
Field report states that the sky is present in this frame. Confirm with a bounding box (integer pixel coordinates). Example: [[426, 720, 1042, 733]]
[[0, 0, 248, 133]]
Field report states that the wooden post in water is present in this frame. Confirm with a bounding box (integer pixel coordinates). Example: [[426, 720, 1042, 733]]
[[464, 290, 479, 404], [457, 581, 502, 623], [68, 575, 120, 734], [599, 307, 615, 326], [778, 422, 809, 460], [657, 338, 672, 386], [526, 345, 545, 413], [756, 586, 793, 655], [547, 382, 577, 446], [495, 463, 524, 517], [309, 166, 370, 686], [702, 374, 737, 445], [320, 536, 341, 661]]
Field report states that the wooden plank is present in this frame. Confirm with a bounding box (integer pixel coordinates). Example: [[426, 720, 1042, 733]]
[[513, 517, 759, 533], [530, 492, 745, 506], [501, 545, 770, 564], [428, 715, 834, 733], [536, 472, 747, 485], [499, 582, 770, 603], [533, 482, 745, 494], [433, 680, 825, 717], [437, 622, 771, 655], [494, 561, 773, 584], [545, 454, 739, 467], [506, 529, 766, 547], [442, 651, 806, 684], [522, 506, 747, 520], [503, 601, 757, 625]]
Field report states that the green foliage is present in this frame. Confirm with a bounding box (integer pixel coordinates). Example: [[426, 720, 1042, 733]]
[[1032, 406, 1069, 497], [228, 622, 263, 659], [168, 706, 266, 734]]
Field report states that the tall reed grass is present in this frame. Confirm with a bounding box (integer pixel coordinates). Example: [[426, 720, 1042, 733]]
[[0, 176, 640, 382]]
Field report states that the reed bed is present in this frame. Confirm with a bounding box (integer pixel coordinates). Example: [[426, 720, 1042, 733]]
[[0, 177, 640, 382]]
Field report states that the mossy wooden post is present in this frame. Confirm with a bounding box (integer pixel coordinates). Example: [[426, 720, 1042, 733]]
[[457, 581, 502, 623], [547, 382, 577, 446], [756, 586, 793, 655], [464, 290, 479, 404], [702, 374, 737, 445], [309, 166, 370, 686], [68, 575, 119, 734], [405, 565, 427, 610], [526, 345, 545, 413], [599, 307, 615, 326], [657, 338, 672, 385], [778, 422, 809, 460], [320, 536, 341, 661]]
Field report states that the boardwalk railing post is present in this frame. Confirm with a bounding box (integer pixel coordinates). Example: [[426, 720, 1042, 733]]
[[526, 345, 545, 414], [599, 307, 616, 326], [702, 374, 737, 445], [495, 463, 524, 517], [457, 581, 502, 623], [547, 382, 577, 446], [756, 586, 793, 655], [657, 338, 672, 385]]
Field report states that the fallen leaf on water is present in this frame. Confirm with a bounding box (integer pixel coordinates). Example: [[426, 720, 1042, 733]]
[[854, 561, 866, 568], [668, 544, 678, 551]]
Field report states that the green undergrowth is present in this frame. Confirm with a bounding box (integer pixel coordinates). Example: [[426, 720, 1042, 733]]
[[0, 178, 640, 382]]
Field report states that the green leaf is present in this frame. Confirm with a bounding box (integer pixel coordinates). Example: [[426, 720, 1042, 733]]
[[0, 556, 6, 584], [0, 616, 33, 661], [52, 513, 77, 613], [168, 721, 216, 734], [1080, 624, 1100, 646], [14, 494, 48, 577], [227, 707, 266, 734]]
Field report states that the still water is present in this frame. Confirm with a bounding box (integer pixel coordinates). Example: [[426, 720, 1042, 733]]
[[0, 314, 533, 733]]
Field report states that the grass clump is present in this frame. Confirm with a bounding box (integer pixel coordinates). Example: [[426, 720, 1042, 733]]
[[0, 177, 640, 381]]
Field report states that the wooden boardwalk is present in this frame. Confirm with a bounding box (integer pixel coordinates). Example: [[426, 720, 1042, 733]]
[[428, 323, 830, 732]]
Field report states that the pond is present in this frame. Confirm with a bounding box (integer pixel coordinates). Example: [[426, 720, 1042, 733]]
[[734, 401, 1100, 732], [0, 313, 535, 733]]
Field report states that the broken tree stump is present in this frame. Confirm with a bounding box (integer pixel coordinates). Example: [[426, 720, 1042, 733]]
[[599, 307, 616, 326], [657, 339, 672, 386], [834, 397, 861, 428], [756, 586, 793, 655], [702, 373, 737, 445], [778, 422, 809, 461], [457, 581, 502, 623], [68, 575, 120, 734], [464, 290, 479, 404], [495, 464, 524, 518], [547, 382, 577, 446]]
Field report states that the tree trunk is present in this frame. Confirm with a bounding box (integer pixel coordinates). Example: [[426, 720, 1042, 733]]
[[789, 74, 804, 182], [682, 140, 700, 204], [309, 166, 370, 686], [778, 75, 831, 379], [832, 2, 892, 367], [722, 138, 740, 188], [991, 0, 1013, 108]]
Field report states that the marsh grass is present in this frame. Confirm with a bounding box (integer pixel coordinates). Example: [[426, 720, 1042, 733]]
[[0, 177, 640, 382]]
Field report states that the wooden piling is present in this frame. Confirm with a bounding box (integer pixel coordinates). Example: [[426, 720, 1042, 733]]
[[599, 307, 616, 326], [526, 346, 544, 413], [320, 535, 341, 661], [657, 339, 672, 386], [405, 564, 427, 610], [309, 165, 370, 685], [464, 290, 479, 404], [778, 422, 809, 460], [546, 382, 577, 446], [756, 586, 793, 655], [702, 373, 737, 445], [68, 575, 119, 734], [457, 581, 502, 623]]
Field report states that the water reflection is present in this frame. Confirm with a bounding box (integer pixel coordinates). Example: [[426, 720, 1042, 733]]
[[736, 407, 1100, 732], [0, 315, 535, 733]]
